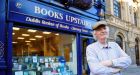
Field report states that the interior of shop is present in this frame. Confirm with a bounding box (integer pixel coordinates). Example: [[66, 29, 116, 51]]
[[12, 26, 77, 75]]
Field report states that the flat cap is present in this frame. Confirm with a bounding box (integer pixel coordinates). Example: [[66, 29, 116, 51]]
[[92, 20, 107, 30]]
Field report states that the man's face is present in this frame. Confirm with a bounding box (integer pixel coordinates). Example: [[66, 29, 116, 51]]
[[94, 25, 108, 40]]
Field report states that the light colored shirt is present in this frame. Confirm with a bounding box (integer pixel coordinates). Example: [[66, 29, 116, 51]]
[[86, 41, 132, 75]]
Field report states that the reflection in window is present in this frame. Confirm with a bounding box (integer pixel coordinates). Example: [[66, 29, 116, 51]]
[[113, 0, 121, 18], [116, 35, 123, 49]]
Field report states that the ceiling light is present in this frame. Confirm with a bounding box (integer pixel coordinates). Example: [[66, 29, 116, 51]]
[[55, 33, 59, 35], [35, 35, 43, 38], [17, 37, 24, 40], [13, 27, 20, 30], [12, 33, 15, 35], [12, 42, 18, 44], [25, 41, 31, 43], [22, 34, 30, 36], [43, 31, 51, 34], [29, 38, 36, 40], [28, 29, 37, 32]]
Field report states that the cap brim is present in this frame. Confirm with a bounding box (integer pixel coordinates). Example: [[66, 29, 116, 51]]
[[92, 21, 107, 30]]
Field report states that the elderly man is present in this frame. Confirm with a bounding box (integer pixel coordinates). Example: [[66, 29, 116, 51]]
[[86, 21, 131, 75]]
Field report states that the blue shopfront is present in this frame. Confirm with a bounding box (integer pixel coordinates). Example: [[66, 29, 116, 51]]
[[0, 0, 104, 75]]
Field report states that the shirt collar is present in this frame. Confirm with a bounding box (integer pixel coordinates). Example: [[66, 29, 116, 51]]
[[97, 41, 111, 49]]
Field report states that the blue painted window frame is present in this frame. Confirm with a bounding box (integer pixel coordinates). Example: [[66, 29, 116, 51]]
[[8, 22, 83, 75]]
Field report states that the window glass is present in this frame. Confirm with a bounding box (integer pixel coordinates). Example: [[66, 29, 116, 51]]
[[113, 0, 121, 18], [12, 27, 77, 75]]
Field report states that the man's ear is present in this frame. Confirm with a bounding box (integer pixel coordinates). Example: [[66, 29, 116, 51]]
[[92, 31, 95, 35], [94, 31, 97, 35], [92, 30, 97, 40]]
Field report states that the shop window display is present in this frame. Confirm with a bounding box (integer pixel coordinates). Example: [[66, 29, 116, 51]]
[[12, 27, 77, 75]]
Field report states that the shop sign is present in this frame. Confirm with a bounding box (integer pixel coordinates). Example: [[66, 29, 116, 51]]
[[8, 0, 92, 34], [8, 0, 93, 28]]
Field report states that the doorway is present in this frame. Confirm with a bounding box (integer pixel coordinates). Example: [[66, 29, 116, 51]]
[[81, 36, 94, 75]]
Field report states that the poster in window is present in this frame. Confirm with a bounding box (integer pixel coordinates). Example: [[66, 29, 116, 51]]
[[33, 56, 37, 63], [15, 71, 23, 75]]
